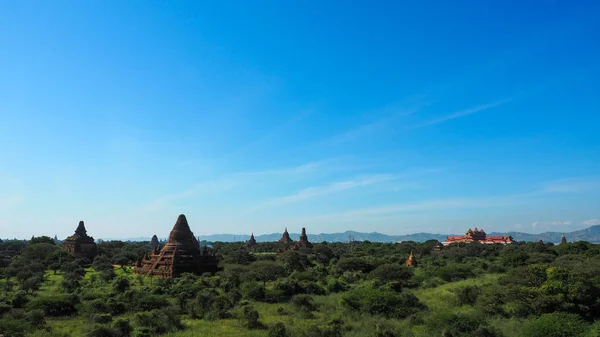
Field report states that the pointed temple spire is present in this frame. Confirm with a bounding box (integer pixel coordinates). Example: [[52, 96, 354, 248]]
[[135, 214, 219, 278], [279, 227, 293, 243], [61, 220, 97, 259], [246, 233, 257, 246], [405, 250, 417, 267], [75, 220, 87, 236], [149, 235, 160, 250], [561, 235, 567, 245], [293, 227, 313, 249]]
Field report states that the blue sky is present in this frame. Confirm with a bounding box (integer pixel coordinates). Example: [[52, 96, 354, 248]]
[[1, 1, 599, 239]]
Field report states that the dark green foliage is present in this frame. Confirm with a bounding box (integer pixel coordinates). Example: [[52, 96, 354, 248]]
[[86, 325, 120, 337], [455, 285, 482, 306], [242, 281, 266, 301], [112, 318, 133, 336], [268, 322, 288, 337], [28, 236, 56, 245], [112, 276, 131, 293], [520, 313, 587, 337], [241, 305, 263, 329], [291, 294, 315, 312], [368, 263, 413, 286], [26, 309, 46, 328], [336, 257, 374, 274], [133, 308, 183, 334], [28, 295, 77, 316], [341, 286, 425, 318]]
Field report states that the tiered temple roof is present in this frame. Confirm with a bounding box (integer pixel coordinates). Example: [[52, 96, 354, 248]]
[[442, 227, 514, 246], [134, 214, 219, 278], [279, 228, 293, 244], [61, 221, 97, 259]]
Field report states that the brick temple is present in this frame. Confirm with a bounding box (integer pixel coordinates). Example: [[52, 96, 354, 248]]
[[61, 221, 97, 260], [279, 228, 293, 244], [135, 214, 219, 278], [442, 228, 515, 246], [287, 227, 313, 250]]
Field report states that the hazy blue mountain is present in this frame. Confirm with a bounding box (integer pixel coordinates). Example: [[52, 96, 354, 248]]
[[99, 225, 600, 244]]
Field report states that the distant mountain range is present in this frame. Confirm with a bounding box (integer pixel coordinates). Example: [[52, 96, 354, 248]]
[[104, 225, 600, 244]]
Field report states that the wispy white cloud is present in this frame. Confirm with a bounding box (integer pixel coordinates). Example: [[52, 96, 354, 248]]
[[143, 161, 324, 212], [246, 174, 397, 212], [583, 219, 600, 226], [540, 176, 600, 193], [408, 98, 513, 129], [330, 107, 421, 143], [285, 196, 518, 225]]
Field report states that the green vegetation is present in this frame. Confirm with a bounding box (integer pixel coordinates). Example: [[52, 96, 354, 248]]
[[1, 238, 600, 336]]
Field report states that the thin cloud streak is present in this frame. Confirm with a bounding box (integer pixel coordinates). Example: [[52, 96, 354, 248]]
[[246, 174, 397, 213], [540, 176, 600, 193], [583, 219, 600, 226], [408, 98, 513, 129], [330, 107, 421, 144], [143, 160, 326, 212]]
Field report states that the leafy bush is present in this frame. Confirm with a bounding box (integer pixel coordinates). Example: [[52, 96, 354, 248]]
[[455, 285, 482, 306], [133, 308, 183, 334], [520, 313, 587, 337], [341, 287, 425, 318], [292, 294, 315, 312], [242, 281, 266, 301], [28, 295, 77, 317], [241, 306, 263, 329], [268, 322, 288, 337]]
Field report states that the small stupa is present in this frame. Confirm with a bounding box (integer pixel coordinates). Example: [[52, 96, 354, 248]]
[[279, 228, 293, 244], [61, 221, 97, 259], [560, 235, 567, 245], [149, 235, 160, 250], [134, 214, 219, 278], [246, 233, 257, 247], [405, 250, 417, 267]]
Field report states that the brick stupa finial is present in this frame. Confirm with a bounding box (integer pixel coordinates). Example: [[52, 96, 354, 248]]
[[405, 250, 417, 267]]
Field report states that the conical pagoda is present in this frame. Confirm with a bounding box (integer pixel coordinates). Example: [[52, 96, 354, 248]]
[[134, 214, 219, 278], [149, 235, 160, 250], [405, 250, 417, 267], [61, 221, 97, 259], [279, 228, 293, 244], [246, 233, 257, 247], [560, 235, 567, 245]]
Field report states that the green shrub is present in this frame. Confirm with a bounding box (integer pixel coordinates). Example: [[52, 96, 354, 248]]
[[455, 285, 482, 306], [92, 313, 113, 324], [241, 306, 263, 329], [86, 324, 120, 337], [242, 281, 266, 301], [28, 295, 77, 317], [520, 313, 587, 337], [292, 294, 315, 312], [26, 309, 46, 328], [133, 308, 182, 334], [341, 287, 425, 319], [268, 322, 288, 337], [113, 318, 133, 336]]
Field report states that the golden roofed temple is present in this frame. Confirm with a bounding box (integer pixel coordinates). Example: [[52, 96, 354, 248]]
[[134, 214, 219, 278]]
